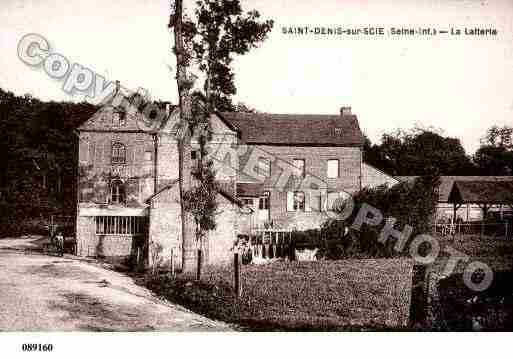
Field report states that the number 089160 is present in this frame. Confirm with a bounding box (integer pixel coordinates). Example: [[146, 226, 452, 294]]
[[22, 344, 53, 352]]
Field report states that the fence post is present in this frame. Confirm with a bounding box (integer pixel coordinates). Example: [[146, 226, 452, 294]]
[[234, 252, 241, 297], [170, 248, 175, 277], [196, 249, 202, 281]]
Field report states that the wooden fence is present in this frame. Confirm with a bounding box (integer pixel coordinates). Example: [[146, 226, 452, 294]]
[[241, 230, 294, 261], [433, 221, 513, 240]]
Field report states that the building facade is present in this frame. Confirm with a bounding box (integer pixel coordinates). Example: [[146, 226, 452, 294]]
[[76, 102, 389, 267]]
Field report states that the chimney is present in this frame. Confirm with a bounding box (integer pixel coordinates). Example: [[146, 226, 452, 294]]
[[115, 80, 120, 95], [340, 106, 352, 116]]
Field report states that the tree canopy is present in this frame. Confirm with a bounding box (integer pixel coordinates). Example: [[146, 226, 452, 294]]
[[474, 125, 513, 175], [180, 0, 273, 111], [364, 127, 477, 176], [0, 87, 97, 233]]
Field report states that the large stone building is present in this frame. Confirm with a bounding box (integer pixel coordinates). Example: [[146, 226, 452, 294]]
[[75, 100, 391, 268]]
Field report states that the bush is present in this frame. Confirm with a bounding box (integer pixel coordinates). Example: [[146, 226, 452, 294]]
[[318, 175, 440, 259]]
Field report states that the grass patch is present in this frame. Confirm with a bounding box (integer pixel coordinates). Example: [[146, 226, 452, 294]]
[[437, 234, 513, 259], [436, 271, 513, 331], [145, 258, 413, 331]]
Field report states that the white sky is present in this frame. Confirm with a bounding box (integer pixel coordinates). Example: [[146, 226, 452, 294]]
[[1, 0, 512, 153]]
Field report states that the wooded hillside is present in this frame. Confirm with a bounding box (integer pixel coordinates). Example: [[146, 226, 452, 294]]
[[0, 87, 97, 233]]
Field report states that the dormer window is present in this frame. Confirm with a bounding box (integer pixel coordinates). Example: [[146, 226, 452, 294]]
[[111, 142, 126, 164], [112, 111, 126, 127]]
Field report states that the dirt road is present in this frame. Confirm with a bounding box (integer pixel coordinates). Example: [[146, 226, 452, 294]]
[[0, 237, 232, 331]]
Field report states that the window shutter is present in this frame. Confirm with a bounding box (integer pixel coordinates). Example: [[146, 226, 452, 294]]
[[79, 139, 89, 164], [310, 191, 323, 212], [305, 191, 311, 212], [318, 192, 324, 212], [286, 191, 294, 211]]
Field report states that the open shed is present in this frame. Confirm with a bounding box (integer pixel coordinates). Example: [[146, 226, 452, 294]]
[[447, 180, 513, 237]]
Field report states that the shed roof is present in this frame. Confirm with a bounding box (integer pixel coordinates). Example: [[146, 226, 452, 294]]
[[448, 180, 513, 205], [397, 176, 513, 202]]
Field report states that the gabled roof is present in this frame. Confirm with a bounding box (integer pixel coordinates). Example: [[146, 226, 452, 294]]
[[361, 162, 400, 187], [448, 180, 513, 205], [397, 176, 513, 202], [236, 182, 265, 198], [75, 99, 364, 146], [145, 180, 179, 204], [145, 179, 243, 207], [218, 112, 364, 146], [77, 105, 145, 132]]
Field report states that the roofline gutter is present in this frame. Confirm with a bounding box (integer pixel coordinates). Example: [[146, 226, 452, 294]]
[[238, 142, 365, 147]]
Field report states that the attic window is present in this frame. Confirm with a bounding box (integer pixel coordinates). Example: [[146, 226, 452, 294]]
[[112, 111, 126, 127], [334, 128, 344, 136]]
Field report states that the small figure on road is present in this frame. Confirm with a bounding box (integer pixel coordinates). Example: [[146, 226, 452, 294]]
[[55, 231, 64, 257]]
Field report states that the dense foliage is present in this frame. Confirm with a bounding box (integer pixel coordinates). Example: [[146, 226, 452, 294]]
[[365, 125, 513, 177], [178, 0, 274, 111], [364, 127, 476, 176], [317, 175, 440, 259], [473, 125, 513, 176], [0, 88, 97, 235]]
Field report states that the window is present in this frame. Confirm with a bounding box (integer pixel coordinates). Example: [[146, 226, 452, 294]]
[[95, 216, 145, 235], [112, 111, 126, 127], [111, 142, 126, 164], [294, 191, 305, 211], [293, 159, 305, 178], [242, 198, 253, 207], [79, 139, 90, 164], [110, 179, 125, 204], [259, 191, 270, 210], [287, 191, 305, 211], [144, 150, 152, 162], [191, 150, 197, 160], [257, 157, 271, 177], [327, 159, 339, 178]]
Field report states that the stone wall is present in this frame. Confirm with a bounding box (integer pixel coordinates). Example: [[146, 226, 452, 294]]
[[75, 216, 140, 258], [148, 183, 183, 269], [239, 145, 362, 192], [237, 145, 362, 230], [78, 131, 155, 205], [148, 185, 240, 269], [207, 195, 239, 265]]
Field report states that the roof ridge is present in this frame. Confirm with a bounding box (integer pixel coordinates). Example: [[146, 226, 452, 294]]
[[220, 111, 349, 117]]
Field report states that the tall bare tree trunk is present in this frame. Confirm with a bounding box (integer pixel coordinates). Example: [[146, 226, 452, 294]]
[[173, 0, 196, 274]]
